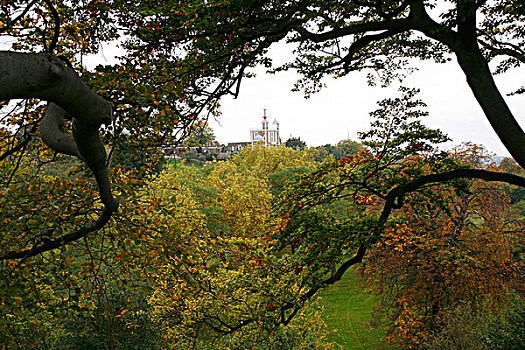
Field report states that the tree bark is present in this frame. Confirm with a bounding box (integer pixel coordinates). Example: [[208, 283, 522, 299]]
[[454, 44, 525, 170], [409, 1, 525, 169], [0, 50, 118, 226], [40, 103, 82, 158], [0, 51, 112, 125]]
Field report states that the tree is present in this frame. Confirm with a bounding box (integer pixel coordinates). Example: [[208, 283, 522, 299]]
[[0, 1, 237, 259], [0, 165, 156, 348], [1, 144, 331, 348], [271, 88, 525, 327], [182, 124, 216, 148], [112, 146, 335, 349], [2, 0, 524, 262], [335, 139, 362, 159], [125, 0, 524, 168], [358, 145, 524, 348], [285, 136, 307, 150], [314, 140, 363, 160], [2, 2, 525, 346]]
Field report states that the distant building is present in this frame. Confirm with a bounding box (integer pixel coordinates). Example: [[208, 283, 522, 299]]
[[202, 140, 223, 152], [226, 141, 251, 152], [163, 140, 223, 159], [250, 110, 281, 147], [164, 110, 283, 158]]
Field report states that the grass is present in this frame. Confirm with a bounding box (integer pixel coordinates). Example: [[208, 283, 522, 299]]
[[317, 270, 394, 350]]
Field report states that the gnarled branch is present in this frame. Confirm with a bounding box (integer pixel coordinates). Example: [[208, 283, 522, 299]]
[[0, 51, 113, 126], [0, 51, 118, 259], [40, 103, 82, 158]]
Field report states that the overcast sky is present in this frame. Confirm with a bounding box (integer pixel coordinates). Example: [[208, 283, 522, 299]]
[[89, 38, 525, 158], [209, 44, 525, 157]]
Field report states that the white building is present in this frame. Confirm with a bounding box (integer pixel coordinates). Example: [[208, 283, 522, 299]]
[[250, 111, 281, 147]]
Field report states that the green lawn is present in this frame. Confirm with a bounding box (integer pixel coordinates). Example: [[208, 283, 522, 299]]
[[318, 271, 394, 350]]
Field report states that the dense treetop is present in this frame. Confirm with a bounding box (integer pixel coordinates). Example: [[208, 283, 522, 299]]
[[1, 2, 525, 341], [0, 0, 524, 302]]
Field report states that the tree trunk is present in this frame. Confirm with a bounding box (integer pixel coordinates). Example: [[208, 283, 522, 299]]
[[454, 45, 525, 169], [409, 1, 525, 170]]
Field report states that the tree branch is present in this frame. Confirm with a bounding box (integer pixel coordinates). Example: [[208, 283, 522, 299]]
[[480, 40, 525, 64], [42, 0, 60, 53], [280, 168, 525, 321], [307, 28, 407, 76], [342, 28, 406, 71], [408, 0, 457, 49], [0, 0, 39, 34], [298, 18, 413, 43], [0, 125, 36, 162], [379, 168, 525, 223], [40, 103, 82, 158], [457, 0, 478, 45], [73, 117, 118, 211], [0, 52, 117, 210], [0, 51, 118, 259], [0, 52, 113, 126], [0, 206, 113, 261]]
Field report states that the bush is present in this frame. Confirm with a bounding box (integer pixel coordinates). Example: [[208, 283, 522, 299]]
[[423, 301, 491, 350], [424, 294, 525, 350], [208, 306, 341, 350], [483, 294, 525, 350]]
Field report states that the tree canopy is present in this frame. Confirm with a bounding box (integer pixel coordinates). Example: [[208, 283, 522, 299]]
[[1, 2, 525, 348], [1, 0, 525, 258], [111, 0, 525, 166], [285, 136, 307, 150]]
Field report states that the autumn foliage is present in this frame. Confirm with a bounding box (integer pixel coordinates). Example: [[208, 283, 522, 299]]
[[359, 148, 524, 348]]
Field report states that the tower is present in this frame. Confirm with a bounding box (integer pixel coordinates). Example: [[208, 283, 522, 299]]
[[250, 109, 281, 147], [262, 110, 269, 146], [272, 118, 279, 132]]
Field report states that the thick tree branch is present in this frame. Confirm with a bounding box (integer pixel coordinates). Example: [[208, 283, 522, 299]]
[[298, 18, 413, 43], [407, 2, 525, 169], [457, 0, 478, 43], [296, 244, 368, 303], [453, 44, 525, 169], [282, 168, 525, 320], [409, 0, 457, 49], [0, 52, 117, 210], [0, 206, 113, 261], [73, 118, 118, 211], [0, 51, 113, 126], [0, 51, 118, 259], [380, 168, 525, 222], [40, 103, 82, 158]]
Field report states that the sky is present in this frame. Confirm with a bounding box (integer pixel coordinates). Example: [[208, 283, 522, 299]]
[[208, 43, 525, 157], [89, 37, 525, 158]]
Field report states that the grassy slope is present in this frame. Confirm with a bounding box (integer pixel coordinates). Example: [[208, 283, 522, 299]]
[[318, 271, 393, 350]]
